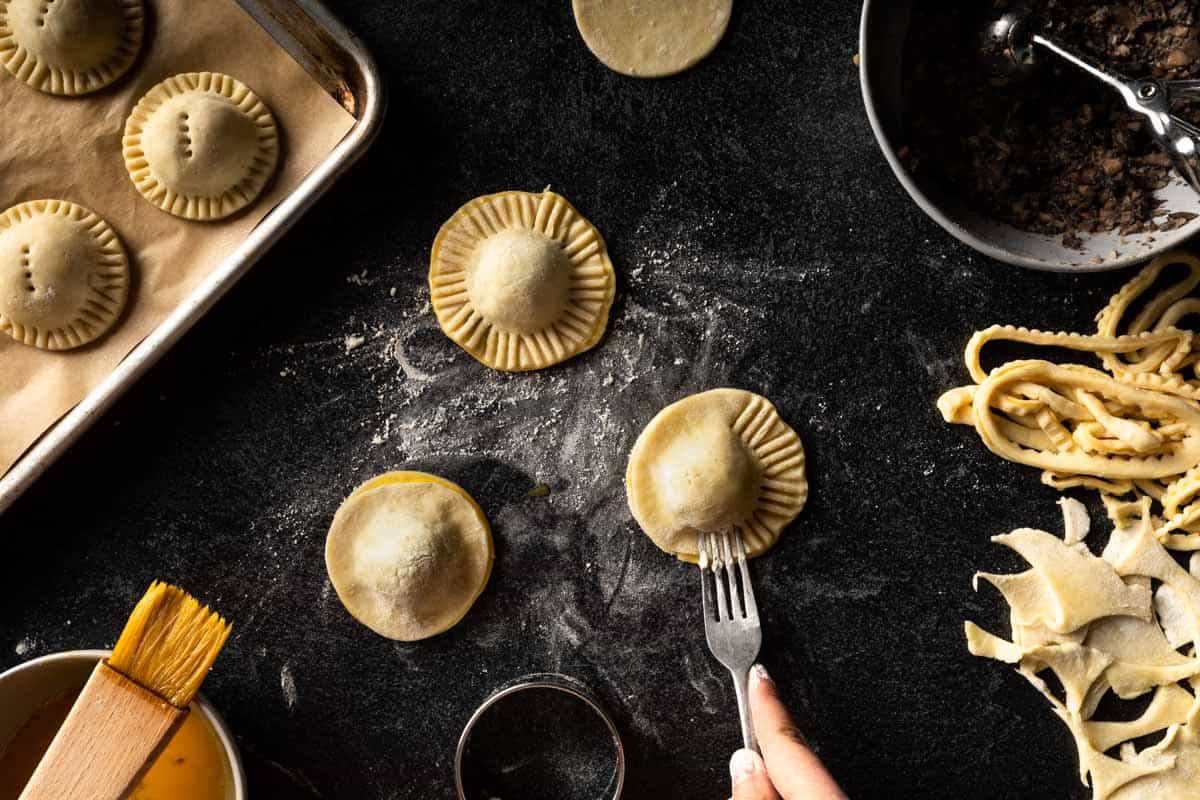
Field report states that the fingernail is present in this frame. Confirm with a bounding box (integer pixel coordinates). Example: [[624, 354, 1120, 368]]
[[750, 663, 772, 687], [729, 748, 760, 784]]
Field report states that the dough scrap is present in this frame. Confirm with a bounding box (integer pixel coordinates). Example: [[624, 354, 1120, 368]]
[[572, 0, 732, 78], [325, 471, 493, 642], [967, 499, 1200, 799], [976, 528, 1150, 634], [0, 199, 128, 350], [626, 388, 807, 562], [938, 249, 1200, 547], [429, 190, 615, 372], [0, 0, 143, 96], [123, 72, 279, 221]]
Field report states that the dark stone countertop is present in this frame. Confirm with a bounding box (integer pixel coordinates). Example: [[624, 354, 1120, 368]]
[[0, 1, 1144, 798]]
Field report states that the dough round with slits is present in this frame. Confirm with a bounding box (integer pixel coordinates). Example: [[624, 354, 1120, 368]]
[[325, 471, 494, 642], [123, 72, 279, 221], [572, 0, 732, 78], [626, 388, 807, 561], [0, 0, 144, 96], [429, 190, 616, 372], [0, 199, 129, 350]]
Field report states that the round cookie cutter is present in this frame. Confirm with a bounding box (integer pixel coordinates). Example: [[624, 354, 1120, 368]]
[[454, 673, 626, 800]]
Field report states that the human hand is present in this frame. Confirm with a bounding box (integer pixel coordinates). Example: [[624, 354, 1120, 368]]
[[729, 664, 847, 800]]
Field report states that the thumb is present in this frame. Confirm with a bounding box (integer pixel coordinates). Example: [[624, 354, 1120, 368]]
[[730, 748, 781, 800]]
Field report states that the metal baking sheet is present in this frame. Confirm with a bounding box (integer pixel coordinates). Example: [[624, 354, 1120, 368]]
[[0, 0, 385, 514]]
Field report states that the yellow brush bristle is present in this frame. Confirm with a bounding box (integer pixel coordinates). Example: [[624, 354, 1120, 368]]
[[108, 582, 232, 708]]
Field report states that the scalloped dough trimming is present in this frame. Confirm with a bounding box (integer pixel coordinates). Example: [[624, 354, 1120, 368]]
[[123, 72, 280, 221], [325, 471, 493, 642], [0, 199, 129, 350], [627, 388, 807, 562], [429, 190, 615, 372], [0, 0, 144, 96], [938, 250, 1200, 549], [572, 0, 732, 78]]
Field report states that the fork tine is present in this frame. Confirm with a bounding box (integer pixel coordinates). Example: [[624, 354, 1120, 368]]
[[722, 531, 744, 619], [735, 532, 758, 619], [699, 532, 714, 622], [710, 533, 732, 621]]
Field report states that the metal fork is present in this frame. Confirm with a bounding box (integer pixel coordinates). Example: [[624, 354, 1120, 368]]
[[699, 529, 762, 752]]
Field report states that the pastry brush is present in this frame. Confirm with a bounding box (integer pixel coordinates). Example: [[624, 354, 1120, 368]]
[[19, 581, 231, 800]]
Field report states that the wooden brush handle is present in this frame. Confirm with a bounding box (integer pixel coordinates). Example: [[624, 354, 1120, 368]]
[[19, 662, 185, 800]]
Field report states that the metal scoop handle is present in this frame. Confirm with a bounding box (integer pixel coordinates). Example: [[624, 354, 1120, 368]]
[[1128, 79, 1200, 194], [1030, 34, 1200, 196]]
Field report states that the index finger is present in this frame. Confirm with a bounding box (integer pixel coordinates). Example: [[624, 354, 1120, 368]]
[[749, 665, 847, 800]]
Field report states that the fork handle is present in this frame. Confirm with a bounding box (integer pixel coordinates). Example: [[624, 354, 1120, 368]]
[[731, 666, 758, 753]]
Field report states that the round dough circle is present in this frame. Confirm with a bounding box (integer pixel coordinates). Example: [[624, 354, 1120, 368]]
[[123, 72, 280, 221], [572, 0, 732, 78], [626, 388, 807, 561], [0, 0, 144, 95], [325, 471, 494, 642], [0, 199, 129, 350], [429, 190, 616, 372]]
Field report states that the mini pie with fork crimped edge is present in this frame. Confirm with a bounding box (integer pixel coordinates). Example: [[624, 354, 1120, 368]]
[[123, 72, 279, 221], [626, 388, 808, 562], [429, 189, 616, 372], [325, 471, 494, 642], [0, 199, 129, 350], [0, 0, 144, 96]]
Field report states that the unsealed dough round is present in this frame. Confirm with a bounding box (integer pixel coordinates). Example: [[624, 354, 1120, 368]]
[[572, 0, 733, 78], [325, 471, 493, 642], [0, 199, 129, 350], [0, 0, 144, 95], [627, 388, 807, 561]]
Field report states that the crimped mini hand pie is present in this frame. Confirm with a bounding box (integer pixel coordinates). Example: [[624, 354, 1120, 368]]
[[429, 190, 615, 372], [0, 199, 129, 350], [123, 72, 279, 221], [626, 388, 807, 561], [0, 0, 144, 95], [325, 471, 493, 642]]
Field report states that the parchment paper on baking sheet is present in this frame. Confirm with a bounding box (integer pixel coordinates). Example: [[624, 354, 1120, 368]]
[[0, 0, 356, 476]]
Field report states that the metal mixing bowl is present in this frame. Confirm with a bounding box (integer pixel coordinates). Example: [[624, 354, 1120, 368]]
[[859, 0, 1200, 272]]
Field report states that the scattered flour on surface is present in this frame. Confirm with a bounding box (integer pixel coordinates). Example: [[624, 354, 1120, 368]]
[[246, 214, 787, 744], [281, 663, 298, 710]]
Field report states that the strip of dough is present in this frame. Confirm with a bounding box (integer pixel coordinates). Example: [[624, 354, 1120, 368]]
[[939, 250, 1200, 545], [970, 361, 1200, 480]]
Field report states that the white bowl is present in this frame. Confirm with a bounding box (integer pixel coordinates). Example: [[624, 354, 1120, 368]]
[[0, 650, 247, 799], [859, 0, 1200, 272]]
